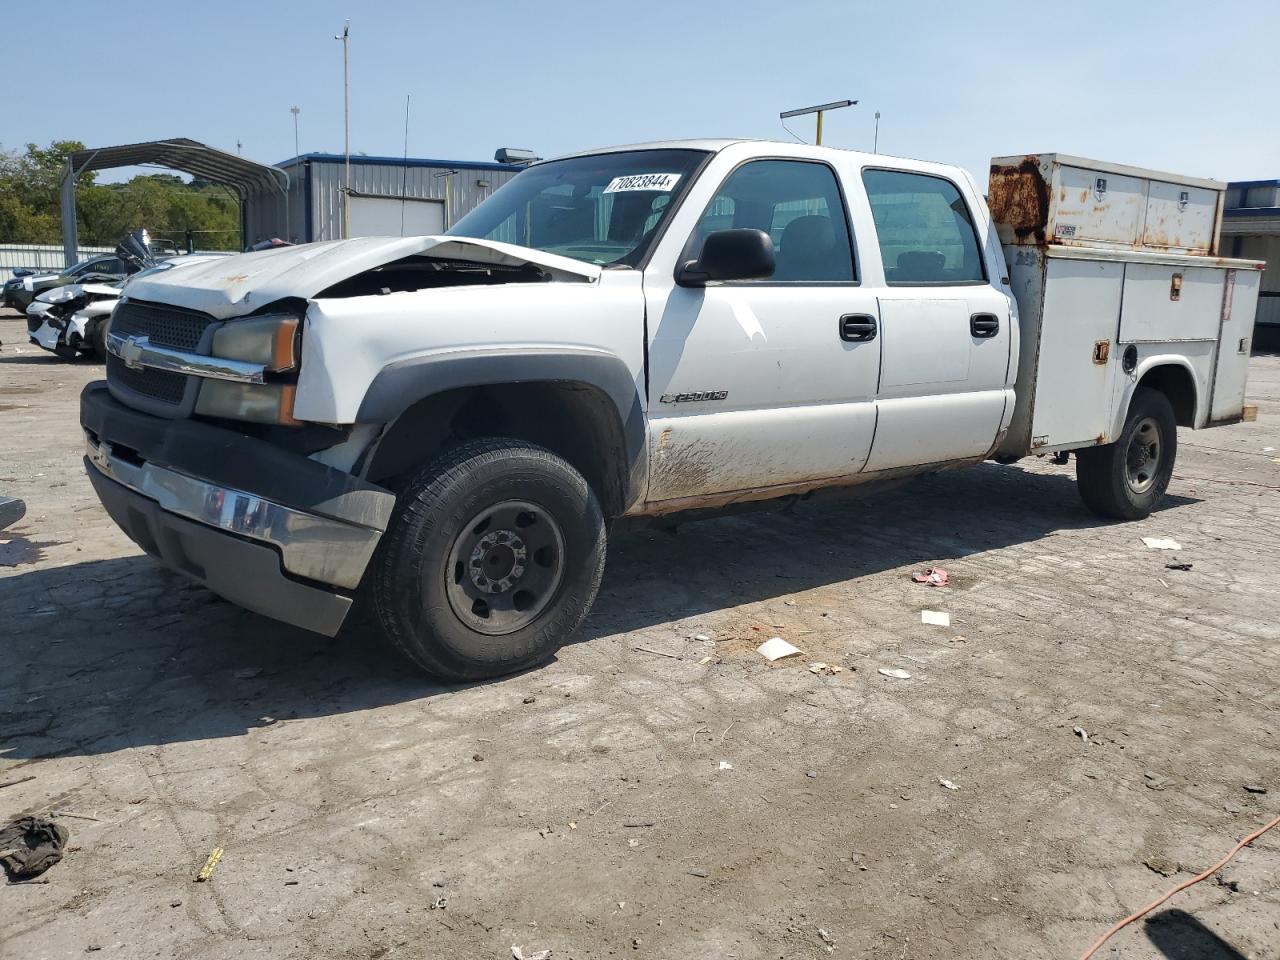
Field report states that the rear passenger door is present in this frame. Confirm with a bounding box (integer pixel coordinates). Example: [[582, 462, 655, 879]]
[[859, 167, 1014, 471], [643, 157, 882, 503]]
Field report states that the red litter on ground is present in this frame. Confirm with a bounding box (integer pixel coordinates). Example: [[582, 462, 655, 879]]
[[912, 567, 949, 587]]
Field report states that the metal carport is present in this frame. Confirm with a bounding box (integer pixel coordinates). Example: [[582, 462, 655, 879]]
[[59, 138, 289, 265]]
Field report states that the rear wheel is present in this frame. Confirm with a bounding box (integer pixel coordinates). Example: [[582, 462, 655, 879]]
[[1075, 386, 1177, 520], [371, 438, 607, 681]]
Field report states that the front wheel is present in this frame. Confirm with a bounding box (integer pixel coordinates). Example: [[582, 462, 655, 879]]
[[371, 438, 607, 681], [1075, 386, 1177, 520]]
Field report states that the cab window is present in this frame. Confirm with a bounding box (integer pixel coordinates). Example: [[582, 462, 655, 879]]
[[690, 160, 855, 282]]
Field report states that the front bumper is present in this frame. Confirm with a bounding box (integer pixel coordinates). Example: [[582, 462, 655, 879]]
[[29, 318, 61, 352], [80, 383, 395, 636]]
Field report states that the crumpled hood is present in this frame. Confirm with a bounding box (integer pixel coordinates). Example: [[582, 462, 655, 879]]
[[122, 236, 602, 320], [34, 282, 121, 304]]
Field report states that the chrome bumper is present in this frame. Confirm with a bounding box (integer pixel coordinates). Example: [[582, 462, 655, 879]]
[[85, 432, 379, 589]]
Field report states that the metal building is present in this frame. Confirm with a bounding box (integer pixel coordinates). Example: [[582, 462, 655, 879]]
[[1221, 179, 1280, 347], [266, 153, 525, 245]]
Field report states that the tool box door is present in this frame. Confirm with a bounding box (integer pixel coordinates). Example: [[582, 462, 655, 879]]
[[1030, 256, 1123, 448]]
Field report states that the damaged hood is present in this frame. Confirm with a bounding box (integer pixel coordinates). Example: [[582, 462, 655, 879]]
[[122, 236, 603, 319], [34, 282, 121, 304]]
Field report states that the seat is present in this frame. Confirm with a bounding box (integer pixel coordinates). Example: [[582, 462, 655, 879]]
[[893, 250, 946, 282], [775, 215, 838, 281]]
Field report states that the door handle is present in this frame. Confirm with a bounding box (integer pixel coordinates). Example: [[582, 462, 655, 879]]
[[839, 314, 877, 342], [970, 313, 1000, 338]]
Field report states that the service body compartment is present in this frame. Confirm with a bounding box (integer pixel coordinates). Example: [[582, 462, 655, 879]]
[[990, 154, 1225, 256], [997, 245, 1262, 458], [1209, 267, 1261, 422]]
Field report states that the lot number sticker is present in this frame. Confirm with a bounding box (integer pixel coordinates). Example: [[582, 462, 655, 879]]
[[603, 173, 682, 193]]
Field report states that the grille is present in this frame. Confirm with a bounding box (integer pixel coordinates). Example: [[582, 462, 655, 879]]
[[111, 300, 215, 351], [107, 353, 187, 404], [107, 301, 217, 407]]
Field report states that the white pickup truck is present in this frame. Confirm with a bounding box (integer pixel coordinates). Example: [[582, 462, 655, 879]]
[[80, 140, 1264, 679]]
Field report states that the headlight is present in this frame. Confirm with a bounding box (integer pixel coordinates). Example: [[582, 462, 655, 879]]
[[211, 314, 299, 371], [44, 287, 80, 304], [195, 381, 299, 425]]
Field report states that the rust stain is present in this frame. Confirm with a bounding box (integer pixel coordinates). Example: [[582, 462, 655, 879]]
[[1095, 432, 1108, 445], [988, 156, 1049, 244], [658, 427, 672, 449]]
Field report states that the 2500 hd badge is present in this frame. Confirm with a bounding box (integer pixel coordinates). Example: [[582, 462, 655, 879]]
[[659, 390, 729, 403]]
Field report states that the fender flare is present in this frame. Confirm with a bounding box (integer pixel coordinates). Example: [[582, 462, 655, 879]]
[[1112, 354, 1202, 438], [355, 346, 648, 509]]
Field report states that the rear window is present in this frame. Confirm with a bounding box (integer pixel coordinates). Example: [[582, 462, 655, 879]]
[[862, 169, 985, 284]]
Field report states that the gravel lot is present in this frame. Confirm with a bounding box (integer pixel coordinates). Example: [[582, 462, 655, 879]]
[[2, 307, 1278, 959]]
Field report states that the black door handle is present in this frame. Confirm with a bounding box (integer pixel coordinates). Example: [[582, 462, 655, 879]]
[[970, 313, 1000, 338], [839, 314, 877, 342]]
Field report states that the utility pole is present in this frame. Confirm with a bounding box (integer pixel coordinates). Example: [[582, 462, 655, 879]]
[[236, 139, 243, 155], [779, 99, 857, 146], [335, 19, 350, 238], [290, 105, 301, 158], [874, 111, 881, 153]]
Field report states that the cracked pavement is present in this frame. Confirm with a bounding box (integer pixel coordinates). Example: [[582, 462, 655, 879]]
[[1, 309, 1278, 959]]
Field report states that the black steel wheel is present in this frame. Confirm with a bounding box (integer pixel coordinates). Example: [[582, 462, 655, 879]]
[[371, 438, 606, 681], [1076, 386, 1177, 521]]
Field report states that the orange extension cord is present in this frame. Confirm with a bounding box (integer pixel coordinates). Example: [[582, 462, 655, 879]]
[[1078, 811, 1280, 960]]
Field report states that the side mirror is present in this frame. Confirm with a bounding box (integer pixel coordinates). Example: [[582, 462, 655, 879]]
[[676, 228, 775, 287], [12, 268, 33, 278]]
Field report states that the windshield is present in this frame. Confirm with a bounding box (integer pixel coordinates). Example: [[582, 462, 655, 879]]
[[448, 149, 708, 267]]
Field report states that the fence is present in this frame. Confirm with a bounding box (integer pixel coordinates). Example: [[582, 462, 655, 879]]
[[0, 243, 118, 274]]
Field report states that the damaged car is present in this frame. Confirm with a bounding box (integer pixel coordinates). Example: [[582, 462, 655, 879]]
[[7, 253, 131, 313], [27, 231, 227, 360], [28, 280, 125, 359]]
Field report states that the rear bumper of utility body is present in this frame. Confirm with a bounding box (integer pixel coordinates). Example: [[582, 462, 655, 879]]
[[80, 382, 395, 636]]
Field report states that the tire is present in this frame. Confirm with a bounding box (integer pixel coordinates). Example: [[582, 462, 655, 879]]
[[371, 438, 607, 681], [1075, 386, 1177, 520], [89, 318, 109, 362]]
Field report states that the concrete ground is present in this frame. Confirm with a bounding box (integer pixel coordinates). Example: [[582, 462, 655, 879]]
[[1, 307, 1277, 960]]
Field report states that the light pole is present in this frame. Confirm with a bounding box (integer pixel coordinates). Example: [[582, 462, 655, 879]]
[[290, 105, 301, 158], [334, 20, 350, 238], [874, 111, 881, 153], [779, 99, 857, 146]]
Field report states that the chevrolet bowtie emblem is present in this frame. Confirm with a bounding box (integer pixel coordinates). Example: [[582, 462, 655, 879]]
[[120, 335, 147, 370]]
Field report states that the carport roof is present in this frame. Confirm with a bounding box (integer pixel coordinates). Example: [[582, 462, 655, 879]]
[[65, 138, 288, 196]]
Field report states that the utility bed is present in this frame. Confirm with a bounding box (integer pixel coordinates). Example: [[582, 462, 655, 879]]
[[988, 153, 1264, 458]]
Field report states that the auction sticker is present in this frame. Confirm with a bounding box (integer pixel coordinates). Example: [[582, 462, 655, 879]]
[[603, 173, 682, 193]]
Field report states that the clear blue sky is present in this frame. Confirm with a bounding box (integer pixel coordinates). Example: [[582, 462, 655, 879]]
[[9, 0, 1278, 185]]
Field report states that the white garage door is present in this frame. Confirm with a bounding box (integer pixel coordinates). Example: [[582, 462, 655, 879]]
[[346, 195, 446, 238]]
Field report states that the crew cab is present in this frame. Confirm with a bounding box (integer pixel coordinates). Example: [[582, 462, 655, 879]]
[[80, 140, 1264, 680]]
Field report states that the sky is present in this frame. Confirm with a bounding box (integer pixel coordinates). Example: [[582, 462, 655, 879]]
[[7, 0, 1279, 186]]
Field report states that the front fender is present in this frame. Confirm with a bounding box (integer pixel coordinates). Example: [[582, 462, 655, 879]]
[[354, 346, 648, 509]]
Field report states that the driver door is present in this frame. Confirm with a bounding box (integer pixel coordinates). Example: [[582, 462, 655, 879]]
[[641, 157, 882, 504]]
